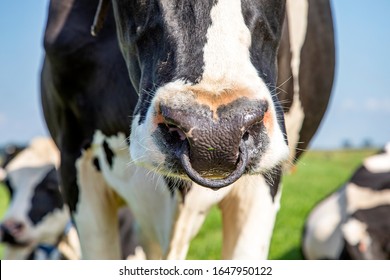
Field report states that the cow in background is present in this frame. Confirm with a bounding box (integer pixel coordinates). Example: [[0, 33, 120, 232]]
[[0, 138, 141, 259], [0, 137, 80, 259], [302, 143, 390, 259]]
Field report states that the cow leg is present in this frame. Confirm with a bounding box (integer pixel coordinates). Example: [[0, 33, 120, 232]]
[[219, 175, 281, 259], [167, 184, 233, 259], [72, 147, 122, 259]]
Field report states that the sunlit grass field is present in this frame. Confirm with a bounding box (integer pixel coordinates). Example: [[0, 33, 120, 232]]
[[0, 148, 377, 259]]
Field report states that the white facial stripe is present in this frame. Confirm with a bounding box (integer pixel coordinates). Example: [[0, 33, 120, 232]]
[[202, 0, 289, 169], [284, 0, 308, 162], [201, 0, 262, 91]]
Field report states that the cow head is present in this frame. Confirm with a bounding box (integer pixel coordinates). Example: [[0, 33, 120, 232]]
[[0, 138, 70, 259], [105, 0, 289, 188]]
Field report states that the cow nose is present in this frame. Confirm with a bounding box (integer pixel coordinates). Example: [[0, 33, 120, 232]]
[[0, 220, 26, 244], [158, 99, 267, 188]]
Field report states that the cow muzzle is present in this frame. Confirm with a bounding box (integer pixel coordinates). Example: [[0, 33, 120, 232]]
[[0, 221, 29, 246], [157, 98, 268, 189]]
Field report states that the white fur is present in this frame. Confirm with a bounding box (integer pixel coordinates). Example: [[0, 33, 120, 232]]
[[363, 147, 390, 173], [302, 190, 345, 260], [129, 114, 167, 172], [74, 145, 122, 259], [346, 183, 390, 213], [341, 218, 370, 247], [202, 0, 257, 90]]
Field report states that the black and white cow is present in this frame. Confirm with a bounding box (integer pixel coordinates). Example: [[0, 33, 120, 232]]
[[41, 0, 334, 259], [0, 138, 142, 260], [0, 137, 80, 260], [302, 143, 390, 260]]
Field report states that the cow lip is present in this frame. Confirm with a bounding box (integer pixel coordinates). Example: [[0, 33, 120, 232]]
[[179, 139, 248, 189]]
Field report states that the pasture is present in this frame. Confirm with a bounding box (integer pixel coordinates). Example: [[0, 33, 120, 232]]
[[0, 148, 376, 259]]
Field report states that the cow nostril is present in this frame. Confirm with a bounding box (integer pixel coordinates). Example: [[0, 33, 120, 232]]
[[242, 131, 250, 142], [159, 104, 189, 145], [14, 222, 24, 232], [242, 120, 263, 144], [159, 122, 188, 158], [167, 124, 186, 141], [2, 220, 25, 235]]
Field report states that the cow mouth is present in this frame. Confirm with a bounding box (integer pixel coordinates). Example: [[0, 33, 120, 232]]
[[179, 140, 248, 189]]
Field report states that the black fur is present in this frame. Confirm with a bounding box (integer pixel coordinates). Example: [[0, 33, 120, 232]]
[[102, 140, 114, 168], [28, 168, 64, 225]]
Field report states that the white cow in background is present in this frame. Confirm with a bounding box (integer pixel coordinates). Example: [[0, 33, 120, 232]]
[[0, 137, 79, 259], [0, 137, 142, 260], [302, 143, 390, 259]]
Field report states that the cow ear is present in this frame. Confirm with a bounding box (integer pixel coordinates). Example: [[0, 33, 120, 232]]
[[0, 167, 6, 182], [91, 0, 111, 36]]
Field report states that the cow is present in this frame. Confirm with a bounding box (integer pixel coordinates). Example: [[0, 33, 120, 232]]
[[302, 143, 390, 260], [41, 0, 334, 259], [0, 138, 143, 260], [0, 137, 80, 260]]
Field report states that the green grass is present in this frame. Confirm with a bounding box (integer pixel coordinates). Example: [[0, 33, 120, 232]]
[[0, 149, 377, 259], [0, 184, 10, 258]]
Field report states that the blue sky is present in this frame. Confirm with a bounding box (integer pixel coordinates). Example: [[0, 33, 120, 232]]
[[0, 1, 389, 149]]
